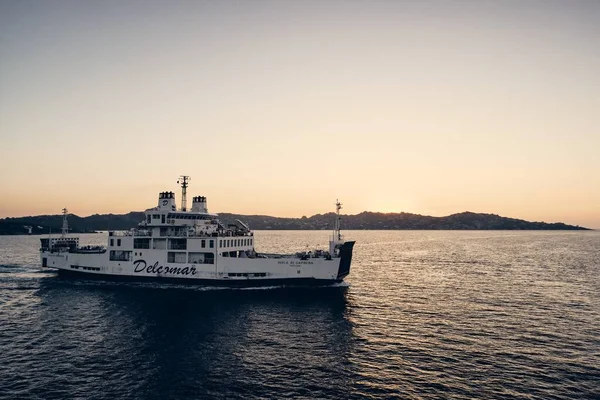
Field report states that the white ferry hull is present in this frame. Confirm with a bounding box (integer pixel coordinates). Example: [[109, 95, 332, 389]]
[[41, 241, 355, 287]]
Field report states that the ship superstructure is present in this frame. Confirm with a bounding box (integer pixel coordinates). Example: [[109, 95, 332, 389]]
[[40, 178, 355, 286]]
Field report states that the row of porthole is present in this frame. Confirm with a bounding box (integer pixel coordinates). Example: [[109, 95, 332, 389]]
[[220, 238, 252, 247], [70, 265, 101, 271]]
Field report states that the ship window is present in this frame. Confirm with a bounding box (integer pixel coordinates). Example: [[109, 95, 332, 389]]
[[168, 238, 187, 250], [219, 240, 222, 247], [201, 240, 206, 248], [161, 215, 166, 224], [188, 252, 212, 264], [226, 240, 230, 247], [134, 238, 150, 249], [110, 250, 132, 261], [209, 240, 214, 248], [110, 239, 114, 247], [117, 239, 121, 246], [167, 251, 186, 263]]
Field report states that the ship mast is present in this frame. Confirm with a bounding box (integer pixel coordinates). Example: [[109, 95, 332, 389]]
[[177, 175, 191, 211], [334, 199, 343, 241], [61, 208, 69, 237]]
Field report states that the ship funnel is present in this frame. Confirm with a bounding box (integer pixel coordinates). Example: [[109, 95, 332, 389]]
[[158, 191, 176, 211], [191, 196, 208, 213]]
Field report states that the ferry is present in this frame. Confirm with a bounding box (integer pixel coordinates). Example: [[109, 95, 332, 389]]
[[40, 176, 355, 286]]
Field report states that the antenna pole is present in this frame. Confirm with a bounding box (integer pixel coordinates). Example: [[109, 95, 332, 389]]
[[334, 199, 343, 241], [61, 208, 69, 237], [177, 175, 191, 211]]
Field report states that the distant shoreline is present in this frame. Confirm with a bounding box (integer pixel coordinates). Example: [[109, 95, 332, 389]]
[[0, 209, 590, 235]]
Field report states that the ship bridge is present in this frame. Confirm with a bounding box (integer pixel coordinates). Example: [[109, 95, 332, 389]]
[[117, 177, 251, 240]]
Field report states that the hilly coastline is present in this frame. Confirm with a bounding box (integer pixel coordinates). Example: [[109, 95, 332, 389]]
[[0, 211, 588, 235]]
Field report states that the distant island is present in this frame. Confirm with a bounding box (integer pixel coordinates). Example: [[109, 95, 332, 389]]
[[0, 210, 589, 235]]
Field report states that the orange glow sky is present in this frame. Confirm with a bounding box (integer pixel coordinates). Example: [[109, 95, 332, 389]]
[[1, 1, 599, 228]]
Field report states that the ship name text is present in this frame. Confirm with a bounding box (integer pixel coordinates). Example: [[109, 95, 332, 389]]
[[133, 259, 197, 276], [277, 261, 314, 265]]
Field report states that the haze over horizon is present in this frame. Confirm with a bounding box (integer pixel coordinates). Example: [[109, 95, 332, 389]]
[[1, 0, 599, 228]]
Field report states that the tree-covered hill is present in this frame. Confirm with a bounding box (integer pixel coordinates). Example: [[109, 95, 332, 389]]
[[0, 210, 588, 235]]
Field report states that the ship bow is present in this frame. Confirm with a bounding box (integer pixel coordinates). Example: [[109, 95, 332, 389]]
[[337, 241, 355, 280]]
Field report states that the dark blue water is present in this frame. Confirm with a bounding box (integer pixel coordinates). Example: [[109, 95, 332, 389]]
[[1, 231, 599, 399]]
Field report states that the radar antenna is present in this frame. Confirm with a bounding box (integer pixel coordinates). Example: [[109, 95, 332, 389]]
[[61, 208, 69, 237], [177, 175, 191, 211]]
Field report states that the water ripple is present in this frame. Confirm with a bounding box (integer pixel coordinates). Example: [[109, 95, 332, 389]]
[[0, 231, 599, 399]]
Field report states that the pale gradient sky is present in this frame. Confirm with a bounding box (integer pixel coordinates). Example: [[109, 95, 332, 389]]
[[1, 0, 599, 227]]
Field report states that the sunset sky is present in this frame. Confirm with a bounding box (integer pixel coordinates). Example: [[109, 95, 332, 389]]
[[1, 0, 599, 228]]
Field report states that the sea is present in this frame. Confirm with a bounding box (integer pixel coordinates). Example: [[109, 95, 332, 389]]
[[1, 230, 599, 400]]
